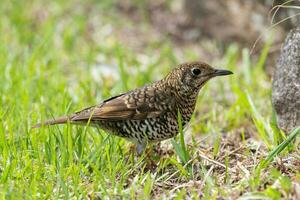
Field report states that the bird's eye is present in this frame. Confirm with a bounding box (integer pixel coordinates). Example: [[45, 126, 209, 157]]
[[191, 68, 201, 76]]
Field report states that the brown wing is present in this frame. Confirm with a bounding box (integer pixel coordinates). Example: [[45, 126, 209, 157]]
[[71, 85, 175, 122]]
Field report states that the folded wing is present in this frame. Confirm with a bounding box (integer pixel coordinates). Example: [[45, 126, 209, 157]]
[[71, 86, 175, 122]]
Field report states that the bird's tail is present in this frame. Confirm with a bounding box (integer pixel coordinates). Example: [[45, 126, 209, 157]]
[[32, 116, 71, 129]]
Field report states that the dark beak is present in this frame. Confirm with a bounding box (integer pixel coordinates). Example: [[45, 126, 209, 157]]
[[213, 69, 233, 76]]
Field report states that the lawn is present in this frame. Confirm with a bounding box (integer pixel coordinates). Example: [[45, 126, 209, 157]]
[[0, 0, 299, 199]]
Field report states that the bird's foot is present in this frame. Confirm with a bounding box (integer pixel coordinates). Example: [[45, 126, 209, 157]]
[[136, 143, 147, 156]]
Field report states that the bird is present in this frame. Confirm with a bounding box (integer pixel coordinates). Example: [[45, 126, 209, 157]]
[[33, 61, 233, 154]]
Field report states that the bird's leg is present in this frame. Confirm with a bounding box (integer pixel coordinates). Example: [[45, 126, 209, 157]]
[[136, 142, 147, 155], [130, 140, 158, 169], [143, 142, 159, 170], [126, 142, 145, 164]]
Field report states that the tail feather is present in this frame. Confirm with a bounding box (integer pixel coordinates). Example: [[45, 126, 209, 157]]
[[32, 116, 71, 129]]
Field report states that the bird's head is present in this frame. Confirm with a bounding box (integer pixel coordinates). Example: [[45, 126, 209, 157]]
[[167, 61, 233, 96]]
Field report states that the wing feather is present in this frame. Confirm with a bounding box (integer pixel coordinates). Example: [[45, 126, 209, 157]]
[[71, 86, 174, 122]]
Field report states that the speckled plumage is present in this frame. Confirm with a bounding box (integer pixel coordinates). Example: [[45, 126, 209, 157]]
[[33, 61, 233, 153]]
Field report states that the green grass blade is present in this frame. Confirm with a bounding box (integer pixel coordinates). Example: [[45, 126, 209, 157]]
[[259, 126, 300, 169], [171, 111, 190, 164]]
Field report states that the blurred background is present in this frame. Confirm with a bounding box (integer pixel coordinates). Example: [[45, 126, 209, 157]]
[[2, 0, 299, 74]]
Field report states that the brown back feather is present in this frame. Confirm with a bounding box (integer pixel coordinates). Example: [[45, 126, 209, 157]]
[[71, 85, 175, 122]]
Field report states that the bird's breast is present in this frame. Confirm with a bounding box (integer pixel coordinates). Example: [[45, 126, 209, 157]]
[[177, 100, 197, 126]]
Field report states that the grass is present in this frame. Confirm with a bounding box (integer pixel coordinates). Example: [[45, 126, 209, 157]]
[[171, 111, 190, 164], [0, 0, 299, 199]]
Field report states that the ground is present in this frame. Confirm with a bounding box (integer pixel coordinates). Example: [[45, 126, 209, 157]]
[[0, 0, 299, 199]]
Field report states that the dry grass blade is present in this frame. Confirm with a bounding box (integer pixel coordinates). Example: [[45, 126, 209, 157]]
[[268, 0, 296, 24], [250, 4, 300, 55], [197, 151, 227, 169]]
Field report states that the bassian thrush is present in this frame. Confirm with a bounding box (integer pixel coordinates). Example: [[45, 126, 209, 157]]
[[33, 61, 233, 154]]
